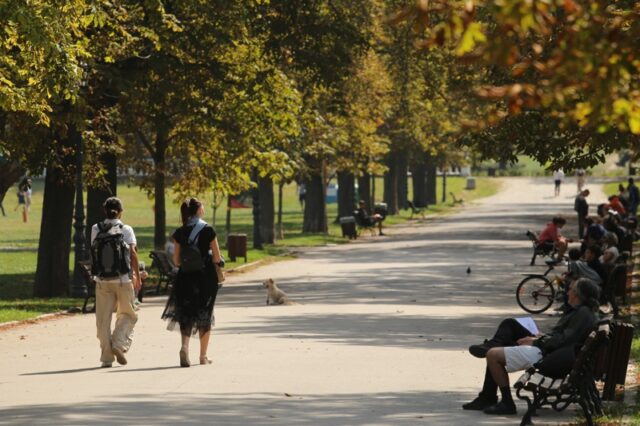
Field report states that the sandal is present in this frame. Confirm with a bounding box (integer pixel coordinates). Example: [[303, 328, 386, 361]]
[[199, 356, 212, 365], [179, 349, 190, 368]]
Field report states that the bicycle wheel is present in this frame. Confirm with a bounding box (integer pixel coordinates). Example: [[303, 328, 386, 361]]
[[516, 276, 555, 314]]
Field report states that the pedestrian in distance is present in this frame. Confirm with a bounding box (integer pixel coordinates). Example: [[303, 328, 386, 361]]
[[574, 189, 589, 239], [553, 169, 565, 196], [161, 197, 224, 367], [90, 197, 142, 368], [627, 177, 640, 216], [576, 169, 586, 192]]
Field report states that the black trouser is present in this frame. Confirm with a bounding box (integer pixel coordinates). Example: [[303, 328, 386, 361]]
[[480, 319, 534, 397], [578, 214, 586, 239]]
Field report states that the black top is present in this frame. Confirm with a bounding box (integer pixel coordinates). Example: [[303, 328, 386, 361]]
[[533, 304, 597, 355], [172, 224, 216, 258]]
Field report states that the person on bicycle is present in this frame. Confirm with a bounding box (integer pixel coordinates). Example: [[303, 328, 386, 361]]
[[538, 216, 570, 264], [463, 278, 600, 415]]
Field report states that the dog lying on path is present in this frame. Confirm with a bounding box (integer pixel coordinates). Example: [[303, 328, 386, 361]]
[[262, 278, 298, 305]]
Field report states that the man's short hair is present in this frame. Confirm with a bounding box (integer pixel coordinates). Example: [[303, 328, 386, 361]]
[[552, 216, 566, 225]]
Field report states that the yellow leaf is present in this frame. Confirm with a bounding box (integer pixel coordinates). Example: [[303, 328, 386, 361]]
[[456, 23, 486, 56], [630, 115, 640, 134]]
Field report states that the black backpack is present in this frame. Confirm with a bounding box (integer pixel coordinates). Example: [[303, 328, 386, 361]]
[[91, 222, 131, 278], [179, 221, 207, 273]]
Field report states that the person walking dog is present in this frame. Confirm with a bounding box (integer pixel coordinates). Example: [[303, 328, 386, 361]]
[[90, 197, 142, 368]]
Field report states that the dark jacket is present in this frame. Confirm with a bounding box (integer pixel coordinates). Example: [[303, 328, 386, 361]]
[[574, 195, 589, 217], [533, 305, 597, 355]]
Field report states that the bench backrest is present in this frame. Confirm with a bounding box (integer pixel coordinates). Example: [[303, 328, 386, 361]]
[[567, 321, 610, 385], [150, 250, 174, 274], [526, 230, 539, 244]]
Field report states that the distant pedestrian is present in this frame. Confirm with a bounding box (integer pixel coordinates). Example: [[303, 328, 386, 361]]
[[162, 198, 223, 367], [90, 197, 142, 368], [628, 177, 639, 216], [553, 170, 565, 196], [576, 169, 586, 192], [15, 177, 32, 222], [298, 182, 307, 210], [574, 189, 589, 239]]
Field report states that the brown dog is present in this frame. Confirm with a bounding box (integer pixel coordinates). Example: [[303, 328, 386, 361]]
[[262, 278, 297, 305]]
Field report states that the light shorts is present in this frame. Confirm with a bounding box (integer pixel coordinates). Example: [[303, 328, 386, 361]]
[[504, 346, 543, 373]]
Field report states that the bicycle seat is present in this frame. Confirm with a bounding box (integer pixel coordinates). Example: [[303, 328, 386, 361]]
[[544, 259, 557, 267]]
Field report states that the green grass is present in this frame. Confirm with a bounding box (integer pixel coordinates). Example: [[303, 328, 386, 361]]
[[0, 175, 501, 322]]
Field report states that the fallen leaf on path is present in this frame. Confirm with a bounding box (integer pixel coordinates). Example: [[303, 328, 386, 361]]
[[284, 393, 292, 397]]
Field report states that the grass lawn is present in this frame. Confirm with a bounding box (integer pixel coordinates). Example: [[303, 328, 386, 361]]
[[0, 175, 501, 322]]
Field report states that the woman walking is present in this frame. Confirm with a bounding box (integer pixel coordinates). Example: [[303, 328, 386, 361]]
[[162, 198, 224, 367]]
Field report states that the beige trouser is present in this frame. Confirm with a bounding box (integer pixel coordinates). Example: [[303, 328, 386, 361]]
[[95, 278, 138, 363]]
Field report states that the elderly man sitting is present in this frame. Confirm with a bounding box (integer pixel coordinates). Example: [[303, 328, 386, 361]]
[[463, 278, 600, 415]]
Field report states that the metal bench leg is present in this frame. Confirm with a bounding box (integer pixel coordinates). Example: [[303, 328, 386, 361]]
[[577, 392, 594, 426], [530, 252, 537, 266], [519, 393, 537, 426]]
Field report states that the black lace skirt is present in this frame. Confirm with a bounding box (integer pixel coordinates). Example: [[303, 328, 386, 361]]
[[161, 263, 218, 336]]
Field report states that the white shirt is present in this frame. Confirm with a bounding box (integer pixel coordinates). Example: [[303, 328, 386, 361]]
[[90, 219, 136, 281], [553, 170, 565, 181]]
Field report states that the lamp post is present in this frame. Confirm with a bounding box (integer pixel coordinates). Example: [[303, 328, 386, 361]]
[[70, 128, 88, 297]]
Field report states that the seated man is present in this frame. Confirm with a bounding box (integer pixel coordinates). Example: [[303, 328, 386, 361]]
[[463, 278, 600, 415], [355, 200, 384, 236], [537, 216, 571, 263]]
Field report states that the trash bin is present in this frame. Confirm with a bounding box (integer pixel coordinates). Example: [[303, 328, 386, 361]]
[[227, 233, 247, 262], [339, 216, 357, 239], [465, 177, 476, 190], [374, 202, 388, 219], [487, 168, 496, 177]]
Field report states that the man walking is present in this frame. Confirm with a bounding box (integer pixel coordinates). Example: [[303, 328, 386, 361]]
[[574, 189, 589, 239], [553, 169, 565, 196], [628, 177, 639, 216], [90, 197, 141, 368]]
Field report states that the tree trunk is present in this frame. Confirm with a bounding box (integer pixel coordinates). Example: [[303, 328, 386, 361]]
[[0, 160, 23, 217], [357, 172, 371, 210], [277, 182, 284, 240], [425, 154, 437, 205], [337, 171, 355, 221], [251, 168, 263, 249], [153, 133, 168, 250], [86, 152, 117, 244], [442, 169, 447, 203], [384, 152, 398, 215], [397, 151, 408, 211], [411, 159, 428, 208], [225, 195, 231, 247], [258, 175, 275, 244], [34, 131, 77, 297], [303, 172, 327, 233]]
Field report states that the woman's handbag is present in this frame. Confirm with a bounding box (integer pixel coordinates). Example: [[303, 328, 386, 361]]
[[215, 263, 225, 283]]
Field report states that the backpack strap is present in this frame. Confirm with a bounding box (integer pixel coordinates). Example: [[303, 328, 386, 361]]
[[187, 220, 207, 245]]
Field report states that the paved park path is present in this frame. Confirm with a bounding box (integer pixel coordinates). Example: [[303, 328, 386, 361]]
[[0, 177, 606, 425]]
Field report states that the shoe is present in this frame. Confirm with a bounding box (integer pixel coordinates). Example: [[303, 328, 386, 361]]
[[200, 356, 212, 365], [180, 349, 190, 368], [469, 339, 492, 358], [379, 232, 385, 236], [101, 362, 112, 368], [112, 347, 127, 365], [462, 395, 497, 410], [483, 401, 517, 415]]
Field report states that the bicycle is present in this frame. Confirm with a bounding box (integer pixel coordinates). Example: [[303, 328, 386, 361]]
[[515, 261, 566, 314]]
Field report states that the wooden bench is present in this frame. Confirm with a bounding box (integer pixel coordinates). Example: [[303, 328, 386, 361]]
[[514, 322, 611, 426], [353, 209, 376, 236], [78, 260, 96, 314], [526, 229, 556, 266], [594, 321, 634, 401], [406, 200, 426, 219], [449, 192, 464, 205], [149, 250, 177, 294]]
